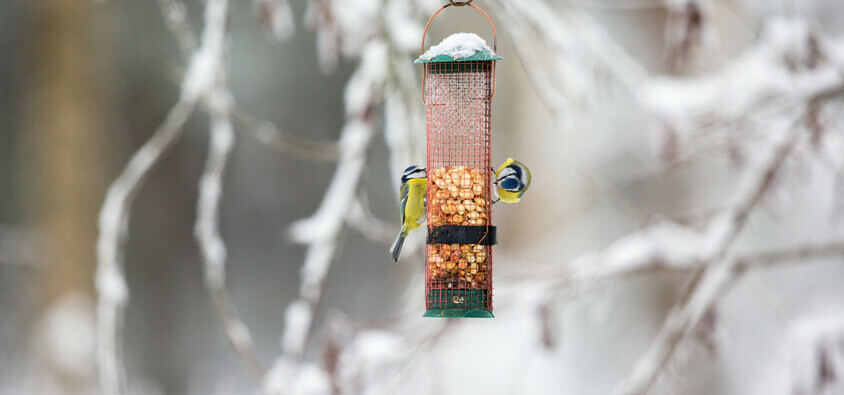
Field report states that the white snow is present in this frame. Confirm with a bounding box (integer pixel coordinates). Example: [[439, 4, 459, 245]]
[[281, 301, 313, 357], [419, 32, 493, 61], [42, 294, 97, 379], [257, 0, 295, 41], [291, 364, 332, 395]]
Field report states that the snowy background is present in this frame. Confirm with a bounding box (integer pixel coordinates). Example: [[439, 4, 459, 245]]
[[1, 0, 844, 394]]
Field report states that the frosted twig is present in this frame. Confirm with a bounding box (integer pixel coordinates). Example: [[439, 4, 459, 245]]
[[96, 98, 196, 395], [195, 87, 266, 381], [232, 111, 342, 162], [171, 0, 269, 380], [736, 240, 844, 271], [157, 0, 197, 58], [255, 0, 295, 41], [663, 0, 707, 71], [348, 192, 397, 244]]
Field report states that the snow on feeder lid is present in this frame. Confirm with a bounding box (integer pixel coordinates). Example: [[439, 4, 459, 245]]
[[417, 2, 501, 318], [415, 32, 504, 63]]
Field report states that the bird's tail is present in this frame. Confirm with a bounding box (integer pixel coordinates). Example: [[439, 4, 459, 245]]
[[390, 229, 408, 262]]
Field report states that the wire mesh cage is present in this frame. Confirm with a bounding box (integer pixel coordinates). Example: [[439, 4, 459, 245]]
[[416, 3, 502, 318]]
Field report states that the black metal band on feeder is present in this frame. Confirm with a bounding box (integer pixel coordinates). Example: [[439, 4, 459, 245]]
[[428, 225, 497, 245]]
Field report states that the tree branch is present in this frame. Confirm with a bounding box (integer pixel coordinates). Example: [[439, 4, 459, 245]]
[[232, 111, 342, 162], [96, 96, 196, 395], [195, 79, 266, 380]]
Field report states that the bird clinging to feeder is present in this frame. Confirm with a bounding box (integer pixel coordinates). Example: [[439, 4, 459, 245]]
[[494, 158, 532, 204], [390, 166, 428, 262]]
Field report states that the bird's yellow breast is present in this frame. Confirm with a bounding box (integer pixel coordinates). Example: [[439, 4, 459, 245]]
[[404, 178, 427, 230], [496, 189, 522, 203]]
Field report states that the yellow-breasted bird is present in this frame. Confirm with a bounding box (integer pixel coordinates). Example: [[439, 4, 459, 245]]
[[494, 158, 531, 203], [390, 166, 427, 262]]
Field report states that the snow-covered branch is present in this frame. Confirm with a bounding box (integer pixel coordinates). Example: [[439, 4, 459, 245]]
[[232, 111, 342, 162], [256, 0, 295, 41], [663, 0, 709, 71], [195, 70, 267, 382], [95, 97, 196, 395], [157, 0, 197, 58], [348, 192, 397, 244]]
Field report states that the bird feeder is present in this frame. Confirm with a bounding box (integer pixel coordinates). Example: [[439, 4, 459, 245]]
[[415, 2, 502, 318]]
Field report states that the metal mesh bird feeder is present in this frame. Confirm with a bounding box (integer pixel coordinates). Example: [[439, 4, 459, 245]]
[[415, 1, 502, 318]]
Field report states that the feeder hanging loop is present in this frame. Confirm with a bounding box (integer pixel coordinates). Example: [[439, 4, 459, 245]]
[[448, 0, 474, 6]]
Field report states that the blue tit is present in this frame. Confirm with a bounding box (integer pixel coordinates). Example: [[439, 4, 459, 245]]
[[390, 166, 427, 262], [494, 158, 531, 203]]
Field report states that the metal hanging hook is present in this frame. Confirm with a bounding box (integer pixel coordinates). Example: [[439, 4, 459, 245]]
[[421, 2, 497, 55]]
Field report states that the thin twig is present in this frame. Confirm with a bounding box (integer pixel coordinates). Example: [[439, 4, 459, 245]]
[[96, 98, 196, 395], [156, 0, 197, 57], [232, 111, 342, 162], [347, 191, 397, 244], [195, 84, 267, 379], [735, 241, 844, 272]]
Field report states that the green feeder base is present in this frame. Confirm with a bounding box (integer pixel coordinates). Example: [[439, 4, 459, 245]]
[[423, 308, 494, 318], [425, 289, 493, 318]]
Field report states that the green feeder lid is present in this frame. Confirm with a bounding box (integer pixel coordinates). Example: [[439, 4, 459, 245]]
[[415, 32, 503, 64]]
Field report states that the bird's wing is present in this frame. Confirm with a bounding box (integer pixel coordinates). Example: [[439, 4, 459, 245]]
[[399, 182, 409, 228], [419, 194, 427, 225], [512, 160, 531, 188], [499, 176, 522, 192], [496, 158, 515, 178]]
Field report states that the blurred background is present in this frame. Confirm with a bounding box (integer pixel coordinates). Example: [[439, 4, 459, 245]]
[[2, 0, 844, 394]]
